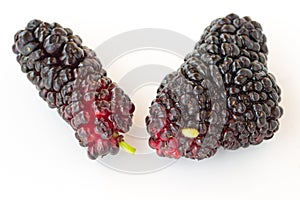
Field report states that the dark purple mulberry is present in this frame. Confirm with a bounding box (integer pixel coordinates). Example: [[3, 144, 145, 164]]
[[146, 13, 283, 160], [196, 13, 283, 150], [13, 20, 135, 159]]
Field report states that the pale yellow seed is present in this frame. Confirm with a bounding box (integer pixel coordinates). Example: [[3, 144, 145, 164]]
[[181, 128, 200, 138]]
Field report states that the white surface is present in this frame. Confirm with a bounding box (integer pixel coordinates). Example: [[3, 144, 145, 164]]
[[1, 0, 300, 199]]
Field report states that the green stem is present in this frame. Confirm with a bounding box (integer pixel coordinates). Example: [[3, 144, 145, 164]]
[[181, 128, 200, 138], [113, 132, 136, 154], [119, 141, 136, 154]]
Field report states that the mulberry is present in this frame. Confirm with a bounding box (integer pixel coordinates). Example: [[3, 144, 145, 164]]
[[146, 13, 283, 160], [12, 20, 135, 159]]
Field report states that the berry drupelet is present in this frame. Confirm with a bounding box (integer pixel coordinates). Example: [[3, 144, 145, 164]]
[[146, 13, 283, 160], [12, 20, 135, 159]]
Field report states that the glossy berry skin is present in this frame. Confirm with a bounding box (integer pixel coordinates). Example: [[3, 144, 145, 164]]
[[195, 13, 283, 150], [146, 14, 283, 160], [12, 20, 135, 159]]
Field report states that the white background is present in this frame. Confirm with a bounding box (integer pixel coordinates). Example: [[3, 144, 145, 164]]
[[1, 0, 299, 199]]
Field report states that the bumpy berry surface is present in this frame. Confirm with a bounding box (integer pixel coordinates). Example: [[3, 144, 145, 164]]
[[195, 13, 283, 149], [146, 56, 227, 160], [12, 20, 135, 159], [146, 13, 283, 160]]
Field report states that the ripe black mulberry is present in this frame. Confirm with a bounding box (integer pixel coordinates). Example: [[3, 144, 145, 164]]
[[146, 13, 283, 160], [13, 20, 135, 159]]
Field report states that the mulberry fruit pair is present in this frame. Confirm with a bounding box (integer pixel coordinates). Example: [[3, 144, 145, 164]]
[[13, 13, 283, 161]]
